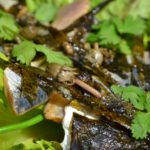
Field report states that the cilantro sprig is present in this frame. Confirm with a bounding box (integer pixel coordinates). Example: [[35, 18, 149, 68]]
[[0, 10, 19, 40], [87, 16, 146, 55], [12, 40, 72, 66], [26, 0, 73, 23], [111, 85, 150, 139]]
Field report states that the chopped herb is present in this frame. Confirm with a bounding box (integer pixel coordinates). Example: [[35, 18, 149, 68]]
[[111, 85, 150, 139], [26, 0, 73, 23], [0, 10, 19, 40], [87, 15, 146, 55], [113, 16, 146, 35], [12, 40, 72, 66]]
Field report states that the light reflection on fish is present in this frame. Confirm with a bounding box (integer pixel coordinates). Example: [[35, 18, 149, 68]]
[[4, 63, 54, 115]]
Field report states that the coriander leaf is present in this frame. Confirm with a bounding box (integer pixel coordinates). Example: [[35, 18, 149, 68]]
[[145, 92, 150, 112], [113, 16, 146, 35], [35, 45, 72, 66], [118, 40, 131, 55], [35, 2, 57, 23], [111, 85, 146, 110], [111, 84, 123, 95], [26, 0, 73, 23], [0, 10, 19, 40], [86, 33, 98, 43], [128, 0, 150, 19], [12, 41, 36, 65], [131, 112, 150, 139], [98, 21, 121, 45], [12, 40, 72, 66]]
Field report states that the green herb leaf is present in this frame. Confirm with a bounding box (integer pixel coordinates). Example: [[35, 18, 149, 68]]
[[12, 41, 36, 65], [131, 112, 150, 139], [86, 33, 98, 43], [12, 40, 72, 66], [113, 16, 146, 35], [35, 2, 57, 23], [111, 85, 146, 110], [26, 0, 73, 23], [98, 21, 121, 45], [145, 92, 150, 112], [118, 40, 131, 55], [35, 45, 72, 66], [111, 84, 150, 139], [0, 10, 19, 40]]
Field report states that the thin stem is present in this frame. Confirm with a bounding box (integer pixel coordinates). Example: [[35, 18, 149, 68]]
[[0, 114, 44, 133], [74, 78, 101, 98]]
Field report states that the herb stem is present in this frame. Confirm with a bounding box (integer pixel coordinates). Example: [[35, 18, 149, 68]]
[[0, 114, 44, 133]]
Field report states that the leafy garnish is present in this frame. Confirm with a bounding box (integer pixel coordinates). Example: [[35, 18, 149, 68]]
[[0, 10, 19, 40], [113, 16, 146, 35], [131, 112, 150, 139], [111, 85, 145, 110], [111, 85, 150, 139], [87, 15, 146, 55], [26, 0, 73, 23], [10, 139, 62, 150], [97, 21, 121, 45], [12, 40, 72, 66]]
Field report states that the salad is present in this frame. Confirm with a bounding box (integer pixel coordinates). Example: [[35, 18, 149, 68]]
[[0, 0, 150, 149]]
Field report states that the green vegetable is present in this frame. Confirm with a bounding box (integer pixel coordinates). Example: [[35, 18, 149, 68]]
[[113, 16, 146, 35], [87, 15, 146, 55], [111, 85, 145, 110], [97, 21, 121, 45], [12, 40, 72, 66], [10, 139, 62, 150], [26, 0, 73, 23], [111, 85, 150, 139], [0, 10, 19, 40]]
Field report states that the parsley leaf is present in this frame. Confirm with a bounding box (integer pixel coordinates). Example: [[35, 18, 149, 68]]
[[111, 85, 146, 110], [26, 0, 73, 23], [98, 21, 121, 45], [12, 41, 36, 65], [118, 40, 131, 55], [131, 112, 150, 139], [113, 16, 146, 35], [12, 40, 72, 66], [0, 10, 19, 40], [111, 84, 150, 139]]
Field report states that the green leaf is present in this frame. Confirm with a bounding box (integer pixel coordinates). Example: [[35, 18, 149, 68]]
[[86, 33, 98, 43], [131, 112, 150, 139], [35, 45, 72, 66], [12, 41, 36, 65], [111, 85, 146, 110], [113, 16, 146, 35], [0, 10, 19, 40], [111, 85, 123, 95], [145, 92, 150, 112], [12, 40, 72, 66], [98, 21, 121, 45], [35, 3, 57, 22], [118, 40, 131, 55], [26, 0, 73, 23], [128, 0, 150, 19]]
